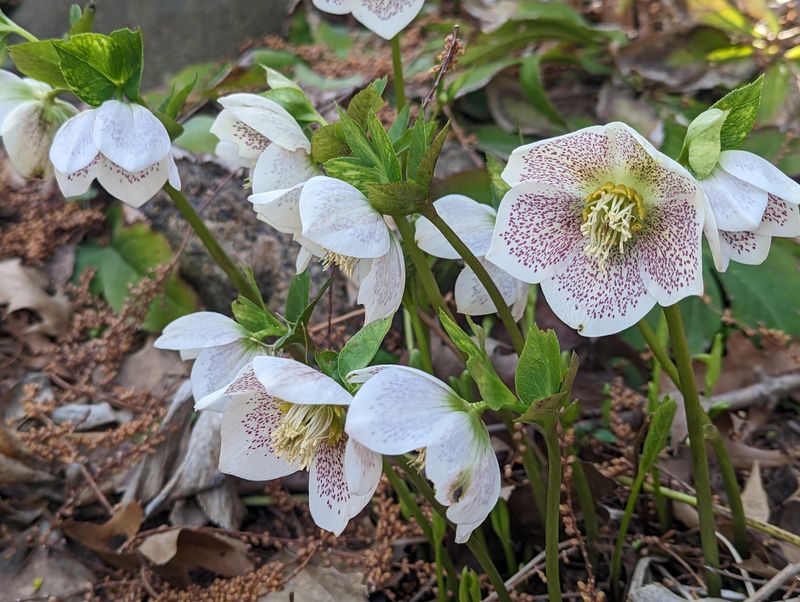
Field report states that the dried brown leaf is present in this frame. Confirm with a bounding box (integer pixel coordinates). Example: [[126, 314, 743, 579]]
[[0, 258, 69, 336], [741, 461, 770, 523]]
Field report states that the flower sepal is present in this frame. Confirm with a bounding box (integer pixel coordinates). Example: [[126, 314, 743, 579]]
[[366, 181, 428, 216], [679, 107, 727, 178], [231, 295, 286, 340]]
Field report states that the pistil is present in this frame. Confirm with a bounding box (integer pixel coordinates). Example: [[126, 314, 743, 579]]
[[272, 402, 345, 469], [581, 182, 646, 266], [321, 250, 358, 278]]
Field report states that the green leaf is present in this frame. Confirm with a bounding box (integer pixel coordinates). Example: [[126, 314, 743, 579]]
[[516, 324, 562, 405], [311, 122, 349, 164], [337, 316, 392, 381], [366, 111, 401, 181], [264, 65, 301, 91], [8, 41, 68, 88], [346, 83, 385, 128], [323, 157, 383, 194], [757, 62, 791, 124], [638, 397, 677, 479], [232, 295, 284, 337], [285, 270, 311, 323], [264, 86, 323, 125], [366, 181, 427, 216], [683, 107, 727, 178], [387, 104, 410, 143], [68, 3, 95, 35], [54, 33, 118, 105], [338, 110, 381, 167], [703, 333, 724, 396], [315, 350, 340, 379], [519, 54, 566, 128], [405, 115, 430, 180], [173, 114, 217, 154], [159, 75, 197, 120], [711, 75, 764, 150], [108, 28, 144, 99], [415, 123, 450, 193], [486, 154, 510, 210]]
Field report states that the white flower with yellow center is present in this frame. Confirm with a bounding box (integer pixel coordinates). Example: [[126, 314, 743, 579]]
[[197, 357, 382, 535], [486, 122, 708, 337], [345, 365, 501, 543], [698, 150, 800, 271], [415, 194, 529, 320], [0, 70, 77, 178], [312, 0, 425, 40]]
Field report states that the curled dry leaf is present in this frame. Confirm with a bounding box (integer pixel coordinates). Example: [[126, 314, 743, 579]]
[[259, 556, 368, 602], [741, 461, 771, 523], [0, 258, 69, 336], [61, 501, 144, 571]]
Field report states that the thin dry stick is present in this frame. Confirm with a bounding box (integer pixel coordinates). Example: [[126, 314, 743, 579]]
[[415, 308, 463, 360], [482, 541, 575, 602], [716, 531, 756, 597], [745, 563, 800, 602], [78, 463, 114, 515], [422, 24, 461, 113], [308, 308, 365, 333]]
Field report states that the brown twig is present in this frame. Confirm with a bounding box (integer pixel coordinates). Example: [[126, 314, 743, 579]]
[[744, 563, 800, 602], [78, 462, 114, 515], [422, 24, 461, 114], [308, 308, 366, 333], [415, 308, 464, 361]]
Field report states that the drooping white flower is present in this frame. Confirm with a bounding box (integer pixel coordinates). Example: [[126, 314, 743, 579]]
[[0, 70, 77, 178], [197, 357, 382, 535], [252, 175, 405, 324], [415, 194, 529, 320], [698, 150, 800, 271], [312, 0, 425, 40], [153, 312, 262, 402], [49, 99, 180, 207], [345, 365, 501, 543], [485, 122, 708, 337]]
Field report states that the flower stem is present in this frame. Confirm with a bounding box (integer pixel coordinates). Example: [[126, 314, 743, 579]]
[[663, 304, 721, 596], [395, 216, 452, 319], [164, 184, 260, 305], [397, 456, 513, 602], [570, 455, 599, 568], [391, 34, 406, 111], [501, 416, 546, 518], [423, 207, 525, 356], [541, 416, 563, 602]]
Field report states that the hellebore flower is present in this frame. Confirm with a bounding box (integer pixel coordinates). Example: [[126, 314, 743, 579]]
[[0, 70, 77, 178], [49, 99, 179, 207], [197, 357, 381, 535], [312, 0, 424, 40], [154, 312, 261, 401], [699, 150, 800, 271], [345, 365, 501, 543], [415, 194, 529, 320], [486, 122, 707, 337]]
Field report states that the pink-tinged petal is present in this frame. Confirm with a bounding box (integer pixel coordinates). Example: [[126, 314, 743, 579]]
[[210, 110, 265, 168], [541, 249, 655, 337], [252, 356, 352, 407], [637, 196, 704, 306], [309, 437, 373, 535], [313, 0, 353, 14], [453, 260, 522, 318], [485, 181, 583, 284], [195, 362, 264, 413], [219, 390, 300, 481], [251, 143, 317, 195], [251, 186, 303, 235], [344, 437, 382, 497], [49, 109, 99, 173], [356, 233, 405, 324], [299, 176, 390, 259], [154, 311, 245, 351], [54, 156, 101, 198], [415, 195, 496, 259], [345, 366, 462, 455], [92, 100, 171, 173], [350, 0, 425, 39], [719, 230, 772, 267], [700, 168, 769, 231], [425, 412, 500, 543], [502, 125, 612, 193], [217, 93, 309, 153], [191, 341, 260, 401], [719, 150, 800, 205], [96, 156, 171, 208], [756, 194, 800, 237]]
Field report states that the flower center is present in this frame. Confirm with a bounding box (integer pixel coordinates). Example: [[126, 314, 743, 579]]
[[580, 182, 646, 266], [271, 402, 345, 470], [321, 250, 358, 278]]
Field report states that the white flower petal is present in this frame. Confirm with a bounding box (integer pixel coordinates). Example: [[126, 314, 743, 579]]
[[313, 0, 353, 15], [415, 195, 496, 259], [168, 156, 181, 189], [356, 232, 405, 324], [54, 157, 101, 198], [50, 109, 99, 173], [251, 141, 317, 195], [700, 168, 769, 232], [92, 100, 171, 173], [0, 71, 36, 127], [344, 437, 382, 497], [299, 176, 391, 259], [345, 366, 462, 455], [252, 356, 352, 407], [154, 311, 245, 351], [218, 93, 310, 152], [195, 362, 265, 412], [719, 150, 800, 205], [485, 181, 583, 284], [511, 282, 529, 322], [540, 248, 655, 337], [296, 246, 314, 273], [191, 341, 260, 401], [702, 193, 725, 272], [95, 156, 170, 208], [211, 111, 264, 168], [756, 194, 800, 237], [219, 390, 301, 480], [350, 0, 425, 39], [2, 102, 56, 178], [251, 187, 303, 235], [719, 230, 772, 267], [454, 259, 522, 318]]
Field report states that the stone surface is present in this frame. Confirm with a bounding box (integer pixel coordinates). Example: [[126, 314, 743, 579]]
[[11, 0, 290, 88]]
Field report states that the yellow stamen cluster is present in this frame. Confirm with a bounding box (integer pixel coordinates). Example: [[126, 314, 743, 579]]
[[322, 250, 358, 278], [272, 402, 346, 469], [581, 182, 646, 266]]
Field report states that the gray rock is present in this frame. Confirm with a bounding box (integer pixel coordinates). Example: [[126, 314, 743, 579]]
[[11, 0, 290, 88]]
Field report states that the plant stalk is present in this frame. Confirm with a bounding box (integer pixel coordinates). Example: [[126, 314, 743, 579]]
[[502, 416, 546, 519], [390, 34, 406, 111], [571, 456, 599, 569], [541, 417, 563, 602]]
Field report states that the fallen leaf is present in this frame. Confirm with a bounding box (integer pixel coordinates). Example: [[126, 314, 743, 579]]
[[62, 501, 144, 570], [115, 336, 189, 397], [741, 461, 770, 523], [51, 401, 129, 430], [0, 258, 69, 336], [259, 552, 368, 602], [725, 440, 791, 470]]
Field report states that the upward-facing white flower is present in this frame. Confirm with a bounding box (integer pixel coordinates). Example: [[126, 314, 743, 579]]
[[49, 99, 180, 207], [486, 122, 708, 337], [197, 357, 382, 536], [0, 70, 77, 178], [345, 365, 501, 543], [312, 0, 425, 40], [699, 150, 800, 271], [415, 194, 529, 320]]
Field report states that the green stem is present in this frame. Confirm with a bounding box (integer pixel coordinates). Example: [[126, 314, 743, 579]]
[[390, 35, 406, 111], [541, 418, 563, 602], [397, 456, 513, 602], [409, 305, 433, 372], [610, 470, 646, 598], [650, 466, 670, 532], [424, 207, 525, 356], [164, 184, 260, 304], [395, 216, 452, 319], [637, 320, 680, 386], [502, 416, 546, 518], [663, 305, 721, 596], [571, 457, 599, 569]]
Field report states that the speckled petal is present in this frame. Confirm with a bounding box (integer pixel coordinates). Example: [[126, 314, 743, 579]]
[[756, 194, 800, 237], [252, 356, 353, 407], [154, 311, 245, 352], [195, 362, 264, 412], [453, 259, 523, 318], [92, 100, 171, 173], [356, 233, 405, 324], [312, 0, 353, 14], [344, 437, 382, 497], [485, 181, 583, 284], [719, 230, 772, 268], [251, 143, 317, 195], [350, 0, 425, 39], [95, 156, 171, 208], [719, 150, 800, 205], [2, 102, 56, 178], [54, 158, 100, 198], [700, 167, 769, 231], [50, 109, 99, 174], [415, 194, 496, 259], [210, 110, 265, 168], [219, 390, 300, 481], [191, 341, 260, 401], [251, 186, 303, 235], [218, 93, 310, 153]]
